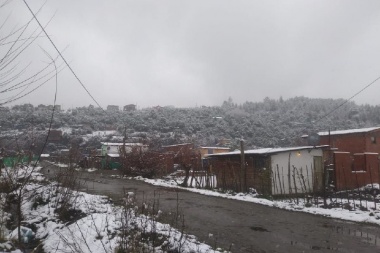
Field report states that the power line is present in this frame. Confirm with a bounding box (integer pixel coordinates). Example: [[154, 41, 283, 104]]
[[22, 0, 105, 111], [31, 49, 58, 169], [317, 75, 380, 122]]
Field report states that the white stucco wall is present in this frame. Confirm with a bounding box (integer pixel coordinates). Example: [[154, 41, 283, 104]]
[[271, 149, 323, 195], [101, 143, 148, 156]]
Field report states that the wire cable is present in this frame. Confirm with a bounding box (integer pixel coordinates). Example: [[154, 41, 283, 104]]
[[22, 0, 105, 111], [317, 75, 380, 122], [31, 49, 58, 169]]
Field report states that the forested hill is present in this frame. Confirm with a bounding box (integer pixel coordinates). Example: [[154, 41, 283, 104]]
[[1, 96, 380, 150]]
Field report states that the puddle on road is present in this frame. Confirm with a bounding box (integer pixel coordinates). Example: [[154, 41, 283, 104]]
[[290, 223, 380, 251], [290, 241, 338, 251], [321, 222, 380, 247], [250, 226, 269, 232]]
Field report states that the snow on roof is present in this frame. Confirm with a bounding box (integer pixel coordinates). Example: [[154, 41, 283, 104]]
[[107, 153, 120, 158], [317, 127, 380, 136], [208, 145, 328, 157], [162, 143, 193, 148], [200, 147, 230, 150], [101, 142, 145, 146]]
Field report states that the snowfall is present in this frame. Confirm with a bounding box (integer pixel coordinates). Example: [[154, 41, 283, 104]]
[[1, 166, 380, 253]]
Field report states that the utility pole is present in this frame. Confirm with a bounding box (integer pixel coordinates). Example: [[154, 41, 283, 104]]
[[240, 139, 246, 192], [323, 128, 330, 207]]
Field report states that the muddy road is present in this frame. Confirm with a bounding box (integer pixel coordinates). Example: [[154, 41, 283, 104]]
[[40, 162, 380, 253]]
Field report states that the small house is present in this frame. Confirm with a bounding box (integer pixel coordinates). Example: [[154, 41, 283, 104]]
[[317, 127, 380, 154], [107, 105, 119, 112], [100, 142, 148, 169], [123, 104, 136, 112], [208, 146, 328, 195], [101, 142, 148, 156], [304, 127, 380, 190], [199, 147, 231, 159]]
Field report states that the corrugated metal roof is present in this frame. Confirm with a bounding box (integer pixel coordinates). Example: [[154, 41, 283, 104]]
[[208, 145, 328, 157], [317, 127, 380, 136]]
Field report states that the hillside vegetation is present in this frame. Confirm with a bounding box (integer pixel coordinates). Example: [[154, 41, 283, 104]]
[[1, 97, 379, 152]]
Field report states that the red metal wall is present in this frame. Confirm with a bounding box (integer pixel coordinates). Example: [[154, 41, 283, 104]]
[[334, 152, 380, 191], [319, 130, 380, 154], [320, 133, 366, 154]]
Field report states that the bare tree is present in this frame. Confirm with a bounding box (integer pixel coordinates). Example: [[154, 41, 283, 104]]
[[176, 146, 201, 187], [119, 145, 169, 178], [0, 0, 62, 106]]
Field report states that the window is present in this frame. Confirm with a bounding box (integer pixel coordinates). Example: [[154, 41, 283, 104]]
[[371, 136, 376, 144], [352, 154, 366, 172]]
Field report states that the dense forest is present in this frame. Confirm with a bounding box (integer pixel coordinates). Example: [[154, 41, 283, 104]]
[[1, 96, 380, 153]]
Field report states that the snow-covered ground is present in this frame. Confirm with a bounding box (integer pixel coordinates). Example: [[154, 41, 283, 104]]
[[58, 127, 72, 135], [3, 164, 379, 252], [0, 130, 22, 138], [81, 130, 121, 143], [0, 167, 225, 253]]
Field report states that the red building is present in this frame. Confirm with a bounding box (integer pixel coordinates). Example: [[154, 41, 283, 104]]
[[313, 127, 380, 190]]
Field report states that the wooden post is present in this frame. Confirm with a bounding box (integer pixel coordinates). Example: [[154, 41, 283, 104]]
[[240, 139, 246, 192]]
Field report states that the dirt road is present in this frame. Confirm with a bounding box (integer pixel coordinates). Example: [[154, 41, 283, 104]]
[[40, 162, 380, 253]]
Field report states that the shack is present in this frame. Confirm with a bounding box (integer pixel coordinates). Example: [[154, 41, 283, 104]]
[[208, 146, 328, 195]]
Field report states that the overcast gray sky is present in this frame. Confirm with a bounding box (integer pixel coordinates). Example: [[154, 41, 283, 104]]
[[2, 0, 380, 109]]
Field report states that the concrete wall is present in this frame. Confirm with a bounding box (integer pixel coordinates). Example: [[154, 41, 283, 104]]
[[271, 149, 323, 195], [101, 144, 147, 156]]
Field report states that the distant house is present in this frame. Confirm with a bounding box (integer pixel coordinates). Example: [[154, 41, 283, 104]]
[[39, 154, 50, 162], [13, 103, 34, 112], [208, 146, 328, 195], [303, 127, 380, 191], [162, 143, 194, 154], [100, 142, 148, 169], [37, 104, 47, 111], [216, 138, 232, 146], [107, 105, 119, 112], [199, 147, 230, 159], [199, 146, 230, 169], [123, 104, 136, 112], [37, 104, 59, 111], [101, 142, 148, 157], [47, 130, 62, 142]]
